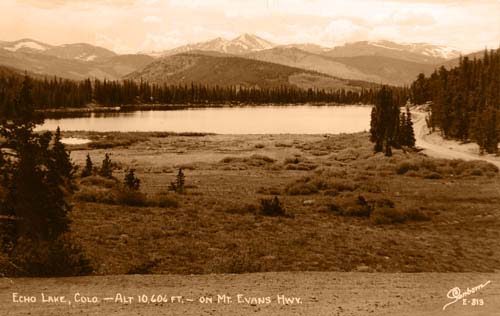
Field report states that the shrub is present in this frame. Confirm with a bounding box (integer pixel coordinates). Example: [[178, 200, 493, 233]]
[[224, 203, 258, 215], [405, 208, 431, 221], [260, 196, 286, 216], [285, 182, 318, 195], [329, 195, 372, 217], [372, 198, 395, 209], [74, 187, 116, 204], [9, 235, 92, 277], [424, 172, 443, 179], [285, 163, 318, 170], [327, 179, 358, 192], [371, 207, 430, 225], [150, 192, 179, 208], [221, 155, 276, 166], [370, 207, 407, 224], [79, 175, 117, 189], [448, 160, 498, 176], [284, 157, 300, 164], [256, 186, 281, 195], [396, 161, 419, 174], [124, 169, 141, 190], [115, 188, 148, 207]]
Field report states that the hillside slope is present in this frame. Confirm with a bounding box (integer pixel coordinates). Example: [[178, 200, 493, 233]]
[[0, 48, 153, 80], [327, 55, 437, 85], [246, 47, 382, 83], [125, 52, 371, 90]]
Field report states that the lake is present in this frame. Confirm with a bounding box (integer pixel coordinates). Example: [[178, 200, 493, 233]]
[[37, 105, 372, 134]]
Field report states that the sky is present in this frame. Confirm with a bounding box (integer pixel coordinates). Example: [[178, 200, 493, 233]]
[[0, 0, 499, 53]]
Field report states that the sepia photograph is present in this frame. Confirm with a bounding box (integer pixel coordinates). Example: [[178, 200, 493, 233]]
[[0, 0, 499, 315]]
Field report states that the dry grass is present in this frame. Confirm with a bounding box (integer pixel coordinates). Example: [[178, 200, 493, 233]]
[[60, 132, 500, 274]]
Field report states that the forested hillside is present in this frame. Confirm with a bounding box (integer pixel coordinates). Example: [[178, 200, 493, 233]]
[[0, 71, 410, 114], [411, 49, 500, 153]]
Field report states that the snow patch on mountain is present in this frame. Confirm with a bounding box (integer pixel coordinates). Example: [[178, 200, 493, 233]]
[[158, 33, 276, 56], [4, 41, 48, 52], [368, 40, 460, 59], [75, 54, 97, 62]]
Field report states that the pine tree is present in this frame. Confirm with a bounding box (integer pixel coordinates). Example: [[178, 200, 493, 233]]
[[397, 111, 407, 148], [81, 154, 93, 177], [0, 75, 90, 276], [99, 153, 113, 178], [124, 169, 140, 190], [51, 127, 74, 180], [410, 48, 499, 151], [169, 168, 185, 193], [370, 86, 400, 156], [404, 106, 416, 147]]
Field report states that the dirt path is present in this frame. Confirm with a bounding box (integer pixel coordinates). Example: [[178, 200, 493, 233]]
[[412, 112, 500, 168], [1, 272, 499, 316]]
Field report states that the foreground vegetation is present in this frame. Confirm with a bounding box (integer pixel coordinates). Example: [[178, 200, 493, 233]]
[[54, 131, 500, 274]]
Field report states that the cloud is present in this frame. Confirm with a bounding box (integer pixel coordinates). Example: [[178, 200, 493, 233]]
[[390, 10, 436, 26], [143, 15, 162, 24], [3, 0, 499, 53], [16, 0, 135, 9]]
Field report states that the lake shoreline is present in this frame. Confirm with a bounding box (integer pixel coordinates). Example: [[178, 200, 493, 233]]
[[36, 105, 372, 134], [37, 102, 372, 119]]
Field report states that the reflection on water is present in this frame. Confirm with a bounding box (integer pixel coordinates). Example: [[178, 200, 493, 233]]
[[61, 137, 91, 145], [37, 105, 372, 134]]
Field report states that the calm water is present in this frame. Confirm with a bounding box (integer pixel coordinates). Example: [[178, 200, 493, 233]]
[[37, 105, 372, 134]]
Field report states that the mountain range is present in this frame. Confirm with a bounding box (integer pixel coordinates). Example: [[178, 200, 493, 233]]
[[0, 34, 468, 90]]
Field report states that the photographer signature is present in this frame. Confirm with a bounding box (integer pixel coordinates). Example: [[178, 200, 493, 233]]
[[442, 280, 491, 310]]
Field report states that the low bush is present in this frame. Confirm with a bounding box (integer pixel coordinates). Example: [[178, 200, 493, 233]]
[[285, 181, 318, 195], [150, 192, 179, 208], [220, 154, 276, 166], [396, 158, 498, 178], [115, 188, 149, 207], [371, 207, 430, 225], [75, 184, 178, 208], [423, 172, 443, 179], [370, 207, 407, 224], [256, 186, 281, 195], [285, 174, 358, 195], [74, 186, 117, 204], [329, 195, 372, 217], [79, 175, 117, 188], [285, 163, 318, 171], [8, 235, 92, 277], [284, 157, 301, 164], [260, 196, 286, 216], [396, 161, 420, 174], [224, 203, 258, 215]]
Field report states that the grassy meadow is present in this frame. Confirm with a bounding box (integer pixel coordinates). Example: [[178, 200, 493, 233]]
[[62, 131, 500, 275]]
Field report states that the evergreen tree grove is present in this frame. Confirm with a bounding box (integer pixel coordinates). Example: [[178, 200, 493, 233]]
[[370, 86, 401, 156], [410, 48, 500, 153], [0, 75, 90, 276], [0, 71, 413, 112]]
